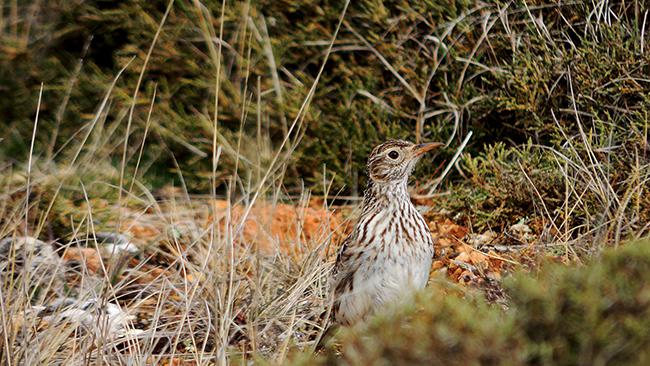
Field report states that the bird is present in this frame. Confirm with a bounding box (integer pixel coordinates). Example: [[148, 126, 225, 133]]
[[317, 139, 442, 346], [314, 140, 444, 351]]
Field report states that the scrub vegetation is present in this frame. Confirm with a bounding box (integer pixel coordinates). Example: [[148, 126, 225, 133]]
[[1, 0, 649, 364]]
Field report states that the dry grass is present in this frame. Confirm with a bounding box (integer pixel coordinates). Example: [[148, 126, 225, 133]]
[[1, 2, 349, 364], [0, 200, 338, 365]]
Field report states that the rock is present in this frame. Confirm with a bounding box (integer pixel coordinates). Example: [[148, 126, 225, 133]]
[[510, 221, 534, 242], [29, 297, 141, 339], [62, 247, 102, 274], [466, 231, 498, 246], [81, 232, 139, 255], [0, 236, 65, 296], [207, 199, 346, 256]]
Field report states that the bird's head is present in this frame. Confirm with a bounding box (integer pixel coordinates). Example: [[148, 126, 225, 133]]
[[366, 139, 443, 185]]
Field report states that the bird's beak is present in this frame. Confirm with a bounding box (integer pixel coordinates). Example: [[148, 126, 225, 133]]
[[413, 142, 444, 157]]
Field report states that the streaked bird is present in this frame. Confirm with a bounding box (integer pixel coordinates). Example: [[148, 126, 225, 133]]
[[329, 139, 442, 328]]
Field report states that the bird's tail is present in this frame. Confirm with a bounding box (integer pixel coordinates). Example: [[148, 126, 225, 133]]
[[313, 299, 338, 352], [314, 322, 339, 352]]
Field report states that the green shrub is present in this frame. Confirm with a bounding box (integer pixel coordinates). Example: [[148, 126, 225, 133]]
[[508, 241, 650, 365], [2, 0, 649, 242]]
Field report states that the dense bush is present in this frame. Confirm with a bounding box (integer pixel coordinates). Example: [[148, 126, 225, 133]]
[[297, 239, 650, 365], [2, 1, 649, 242]]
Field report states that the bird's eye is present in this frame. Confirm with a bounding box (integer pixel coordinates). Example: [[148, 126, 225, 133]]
[[388, 150, 399, 159]]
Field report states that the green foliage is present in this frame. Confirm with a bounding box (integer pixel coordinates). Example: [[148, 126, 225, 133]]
[[1, 0, 649, 240], [0, 0, 505, 192], [508, 240, 650, 365], [446, 140, 563, 231], [326, 291, 522, 366], [299, 240, 650, 365]]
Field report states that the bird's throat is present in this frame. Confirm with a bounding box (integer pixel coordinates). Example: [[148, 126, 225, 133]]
[[362, 179, 410, 211]]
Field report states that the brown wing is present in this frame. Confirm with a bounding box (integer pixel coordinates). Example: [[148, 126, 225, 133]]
[[333, 234, 352, 273], [330, 234, 355, 319]]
